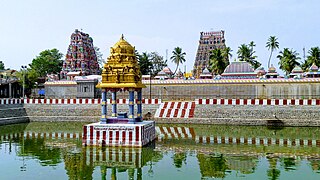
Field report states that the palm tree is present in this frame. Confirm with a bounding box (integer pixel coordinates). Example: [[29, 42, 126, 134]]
[[138, 52, 152, 75], [237, 44, 261, 69], [249, 41, 256, 51], [266, 36, 280, 68], [307, 47, 320, 66], [277, 48, 300, 75], [209, 49, 227, 75], [170, 47, 186, 75], [222, 47, 232, 63]]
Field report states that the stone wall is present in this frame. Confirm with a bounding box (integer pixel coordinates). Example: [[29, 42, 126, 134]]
[[45, 85, 77, 99], [0, 104, 29, 126]]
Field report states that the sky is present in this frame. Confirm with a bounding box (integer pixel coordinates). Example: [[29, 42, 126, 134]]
[[0, 0, 319, 74]]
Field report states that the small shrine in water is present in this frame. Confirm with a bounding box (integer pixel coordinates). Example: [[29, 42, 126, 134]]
[[82, 35, 155, 147]]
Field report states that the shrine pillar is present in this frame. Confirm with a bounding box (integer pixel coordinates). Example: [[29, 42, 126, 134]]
[[137, 89, 142, 121], [100, 89, 107, 124], [111, 90, 117, 117], [128, 88, 135, 124]]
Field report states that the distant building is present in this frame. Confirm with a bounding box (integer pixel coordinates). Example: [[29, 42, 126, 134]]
[[60, 29, 100, 80], [306, 63, 320, 78], [265, 65, 279, 78], [289, 66, 304, 78], [221, 61, 257, 79], [193, 30, 226, 78]]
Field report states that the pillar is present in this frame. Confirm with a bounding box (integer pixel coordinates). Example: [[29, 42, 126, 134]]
[[137, 89, 142, 121], [128, 88, 135, 124], [100, 89, 107, 124], [111, 90, 117, 117]]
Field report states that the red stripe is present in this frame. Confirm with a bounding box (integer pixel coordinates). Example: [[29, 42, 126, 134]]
[[32, 99, 36, 104], [317, 100, 320, 105], [181, 127, 188, 137], [109, 131, 113, 142], [181, 109, 186, 117], [159, 109, 165, 118], [236, 99, 240, 105], [183, 102, 188, 109], [177, 102, 182, 108], [206, 99, 210, 104], [135, 126, 139, 141], [166, 127, 175, 137], [96, 130, 100, 141], [166, 109, 172, 117], [129, 132, 133, 144], [122, 131, 126, 143], [163, 102, 168, 108], [142, 99, 145, 104], [173, 109, 179, 117], [199, 99, 202, 104], [116, 131, 119, 141], [67, 99, 70, 104], [155, 99, 159, 104], [267, 99, 271, 105], [199, 136, 203, 143], [213, 99, 217, 104], [290, 99, 295, 105], [79, 98, 82, 104], [228, 99, 232, 105], [259, 99, 263, 105], [173, 127, 181, 138], [90, 126, 93, 140], [220, 99, 224, 105], [82, 126, 87, 140], [170, 102, 175, 108], [189, 108, 195, 118], [243, 99, 247, 105], [275, 99, 279, 105], [308, 99, 312, 105], [299, 99, 303, 105], [61, 99, 64, 104], [283, 99, 287, 105]]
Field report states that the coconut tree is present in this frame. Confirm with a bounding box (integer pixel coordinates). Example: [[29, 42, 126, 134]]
[[222, 47, 232, 63], [237, 44, 261, 69], [209, 49, 227, 75], [138, 52, 152, 75], [266, 36, 280, 68], [170, 47, 186, 75], [301, 47, 320, 71], [277, 48, 300, 75], [249, 41, 256, 51]]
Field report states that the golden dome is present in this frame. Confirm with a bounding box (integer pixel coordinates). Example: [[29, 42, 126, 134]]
[[110, 34, 135, 55]]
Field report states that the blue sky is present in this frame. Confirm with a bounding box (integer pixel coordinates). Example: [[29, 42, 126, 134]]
[[0, 0, 319, 74]]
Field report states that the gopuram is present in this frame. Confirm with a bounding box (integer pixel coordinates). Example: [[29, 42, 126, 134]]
[[60, 29, 100, 80], [82, 35, 156, 147]]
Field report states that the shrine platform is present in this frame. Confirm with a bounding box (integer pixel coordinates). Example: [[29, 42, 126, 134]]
[[82, 121, 156, 147]]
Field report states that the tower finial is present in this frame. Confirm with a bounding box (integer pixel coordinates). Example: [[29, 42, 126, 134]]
[[121, 34, 124, 40]]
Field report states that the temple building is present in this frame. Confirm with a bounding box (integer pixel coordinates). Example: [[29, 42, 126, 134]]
[[60, 29, 100, 80], [306, 63, 320, 78], [193, 30, 226, 78], [289, 66, 304, 78], [221, 61, 257, 79], [265, 65, 279, 78], [199, 67, 213, 79]]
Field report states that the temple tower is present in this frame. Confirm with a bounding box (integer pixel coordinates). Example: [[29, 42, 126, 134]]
[[82, 35, 155, 147], [193, 30, 226, 78], [60, 29, 100, 79]]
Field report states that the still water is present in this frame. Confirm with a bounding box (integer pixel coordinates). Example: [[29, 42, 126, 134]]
[[0, 122, 320, 180]]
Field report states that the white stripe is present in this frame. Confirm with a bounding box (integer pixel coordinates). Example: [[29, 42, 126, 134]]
[[263, 99, 267, 105], [169, 108, 175, 118], [177, 109, 183, 118], [162, 109, 169, 118], [312, 99, 316, 105], [217, 99, 221, 105]]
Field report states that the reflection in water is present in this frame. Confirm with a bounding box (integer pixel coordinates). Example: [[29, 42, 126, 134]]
[[1, 122, 320, 179]]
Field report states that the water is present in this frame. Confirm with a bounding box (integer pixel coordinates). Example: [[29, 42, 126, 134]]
[[1, 122, 320, 180]]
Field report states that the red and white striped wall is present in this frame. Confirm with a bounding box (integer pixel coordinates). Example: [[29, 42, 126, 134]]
[[196, 98, 320, 106], [155, 101, 196, 118], [155, 126, 320, 147], [82, 121, 156, 147], [0, 132, 81, 142], [0, 98, 161, 105], [84, 147, 143, 167], [0, 98, 23, 104]]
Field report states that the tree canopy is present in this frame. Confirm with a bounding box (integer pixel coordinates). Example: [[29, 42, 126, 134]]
[[0, 61, 5, 70], [29, 48, 63, 77], [266, 36, 280, 68], [277, 48, 300, 75], [237, 43, 261, 69], [209, 48, 230, 75], [137, 51, 167, 76], [301, 47, 320, 71], [170, 47, 186, 75]]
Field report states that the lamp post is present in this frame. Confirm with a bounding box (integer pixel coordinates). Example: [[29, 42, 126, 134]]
[[21, 65, 27, 99]]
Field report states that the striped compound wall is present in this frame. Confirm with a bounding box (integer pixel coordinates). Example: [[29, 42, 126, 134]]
[[0, 98, 161, 105], [82, 121, 156, 147], [196, 98, 320, 105], [156, 126, 320, 147], [154, 101, 196, 118]]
